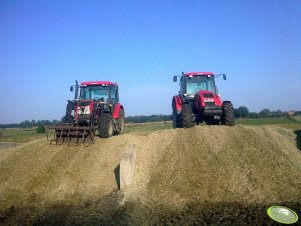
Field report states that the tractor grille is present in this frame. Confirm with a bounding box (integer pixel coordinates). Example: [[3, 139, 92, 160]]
[[205, 102, 215, 108], [202, 93, 215, 108]]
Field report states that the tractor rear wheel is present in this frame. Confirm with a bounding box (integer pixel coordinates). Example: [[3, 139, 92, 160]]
[[99, 113, 114, 138], [172, 105, 181, 128], [180, 103, 193, 128], [115, 108, 125, 134], [221, 102, 234, 126]]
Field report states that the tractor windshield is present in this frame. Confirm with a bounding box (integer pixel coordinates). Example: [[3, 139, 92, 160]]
[[186, 76, 216, 95], [80, 85, 109, 100]]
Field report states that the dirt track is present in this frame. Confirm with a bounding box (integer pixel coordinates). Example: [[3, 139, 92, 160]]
[[1, 125, 301, 225]]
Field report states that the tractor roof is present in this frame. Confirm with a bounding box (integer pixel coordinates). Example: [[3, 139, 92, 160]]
[[184, 72, 214, 77], [80, 81, 118, 86]]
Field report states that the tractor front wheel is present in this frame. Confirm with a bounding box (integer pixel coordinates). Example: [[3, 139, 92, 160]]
[[99, 113, 114, 138], [180, 103, 194, 128], [221, 102, 234, 126]]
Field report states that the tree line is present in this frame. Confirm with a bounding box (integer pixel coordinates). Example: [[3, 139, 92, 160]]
[[0, 120, 61, 129], [125, 114, 172, 123], [234, 106, 299, 119], [0, 108, 299, 129]]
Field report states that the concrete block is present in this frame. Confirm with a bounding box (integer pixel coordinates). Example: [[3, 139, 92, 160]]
[[119, 144, 136, 190]]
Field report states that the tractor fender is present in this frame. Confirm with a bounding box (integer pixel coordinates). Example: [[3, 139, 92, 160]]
[[172, 95, 182, 114], [113, 103, 124, 119], [222, 101, 232, 105]]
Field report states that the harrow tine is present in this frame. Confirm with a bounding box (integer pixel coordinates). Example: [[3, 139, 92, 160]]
[[59, 128, 64, 145], [82, 129, 85, 147], [47, 125, 95, 146], [68, 129, 71, 146], [76, 128, 79, 146]]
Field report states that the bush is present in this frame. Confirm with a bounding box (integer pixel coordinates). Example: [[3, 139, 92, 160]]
[[237, 106, 249, 118], [36, 124, 46, 133]]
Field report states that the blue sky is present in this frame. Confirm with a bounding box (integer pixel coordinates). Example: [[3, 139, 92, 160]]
[[0, 0, 300, 123]]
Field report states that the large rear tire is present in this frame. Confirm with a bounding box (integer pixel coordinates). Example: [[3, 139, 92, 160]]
[[99, 113, 114, 138], [115, 108, 125, 135], [221, 102, 234, 126], [180, 103, 194, 128]]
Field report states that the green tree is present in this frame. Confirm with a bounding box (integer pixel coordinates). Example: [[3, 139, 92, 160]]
[[36, 124, 46, 133], [249, 112, 259, 118], [52, 119, 60, 125], [237, 106, 249, 118], [31, 120, 36, 126], [259, 109, 271, 118], [270, 109, 283, 117], [20, 120, 32, 128], [234, 108, 240, 118]]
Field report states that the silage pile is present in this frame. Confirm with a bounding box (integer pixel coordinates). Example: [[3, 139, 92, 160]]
[[0, 125, 300, 225]]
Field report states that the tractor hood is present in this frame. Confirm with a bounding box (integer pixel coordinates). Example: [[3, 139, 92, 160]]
[[195, 90, 222, 110]]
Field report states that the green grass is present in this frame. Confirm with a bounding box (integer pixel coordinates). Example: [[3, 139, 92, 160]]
[[292, 115, 301, 121], [234, 117, 301, 131], [124, 121, 172, 135], [0, 128, 46, 143], [235, 117, 299, 125]]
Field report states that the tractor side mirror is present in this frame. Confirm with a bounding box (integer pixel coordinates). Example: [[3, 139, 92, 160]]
[[223, 74, 226, 80], [70, 86, 74, 92], [173, 76, 177, 82]]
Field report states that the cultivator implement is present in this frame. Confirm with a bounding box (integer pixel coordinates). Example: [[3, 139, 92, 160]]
[[47, 125, 95, 146]]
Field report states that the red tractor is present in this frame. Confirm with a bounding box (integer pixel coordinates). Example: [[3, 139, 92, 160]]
[[172, 72, 234, 128], [49, 81, 125, 145]]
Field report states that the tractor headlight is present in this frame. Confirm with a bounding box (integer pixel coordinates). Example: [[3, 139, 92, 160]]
[[84, 107, 90, 114], [77, 106, 90, 114]]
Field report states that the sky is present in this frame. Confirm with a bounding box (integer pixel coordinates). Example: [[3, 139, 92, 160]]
[[0, 0, 300, 124]]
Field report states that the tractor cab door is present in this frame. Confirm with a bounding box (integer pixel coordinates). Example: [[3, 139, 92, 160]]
[[108, 85, 118, 105]]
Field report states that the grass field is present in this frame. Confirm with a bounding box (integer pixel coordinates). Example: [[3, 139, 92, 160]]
[[235, 116, 301, 131], [1, 116, 300, 143], [0, 128, 46, 143], [235, 116, 300, 125], [124, 121, 172, 135]]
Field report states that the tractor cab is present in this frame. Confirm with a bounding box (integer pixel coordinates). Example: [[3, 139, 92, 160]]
[[78, 81, 119, 104], [174, 72, 225, 99]]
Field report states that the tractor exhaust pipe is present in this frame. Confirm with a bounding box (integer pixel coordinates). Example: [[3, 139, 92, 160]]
[[70, 80, 79, 100], [75, 80, 79, 100]]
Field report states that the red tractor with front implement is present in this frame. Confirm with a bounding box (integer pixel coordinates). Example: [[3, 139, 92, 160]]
[[48, 81, 125, 145], [172, 72, 234, 128]]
